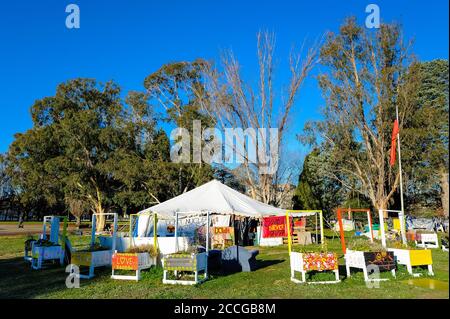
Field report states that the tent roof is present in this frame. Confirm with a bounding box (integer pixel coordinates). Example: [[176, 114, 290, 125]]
[[138, 179, 286, 218]]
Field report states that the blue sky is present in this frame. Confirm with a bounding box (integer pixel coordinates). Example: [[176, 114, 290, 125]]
[[0, 0, 448, 156]]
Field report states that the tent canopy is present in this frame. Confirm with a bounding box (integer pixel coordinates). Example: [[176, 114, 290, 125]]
[[138, 179, 286, 218]]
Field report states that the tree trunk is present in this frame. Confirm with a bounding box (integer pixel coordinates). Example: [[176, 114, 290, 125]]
[[95, 206, 105, 233], [440, 168, 449, 218], [375, 199, 388, 218]]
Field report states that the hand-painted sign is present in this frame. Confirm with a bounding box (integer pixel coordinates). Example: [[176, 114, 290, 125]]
[[112, 253, 139, 270], [164, 254, 196, 271], [303, 252, 338, 271], [262, 216, 293, 238], [363, 251, 396, 271], [213, 227, 233, 235]]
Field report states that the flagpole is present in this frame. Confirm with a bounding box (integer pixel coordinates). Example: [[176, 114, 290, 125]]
[[396, 105, 407, 245]]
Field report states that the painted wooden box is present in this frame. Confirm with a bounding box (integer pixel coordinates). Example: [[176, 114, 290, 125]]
[[31, 245, 65, 269], [71, 250, 113, 267], [163, 253, 206, 272], [415, 233, 439, 249], [290, 252, 340, 284], [345, 249, 396, 281], [162, 252, 208, 285], [111, 252, 156, 281], [387, 248, 433, 276]]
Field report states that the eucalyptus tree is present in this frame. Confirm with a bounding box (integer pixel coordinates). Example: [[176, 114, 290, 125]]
[[302, 18, 420, 211], [8, 79, 128, 229], [144, 60, 215, 195]]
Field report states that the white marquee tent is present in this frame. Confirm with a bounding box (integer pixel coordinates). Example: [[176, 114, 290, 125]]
[[132, 180, 323, 253], [139, 179, 286, 218], [135, 180, 290, 237]]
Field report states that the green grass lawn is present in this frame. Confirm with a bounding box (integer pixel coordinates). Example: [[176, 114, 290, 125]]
[[0, 233, 448, 299]]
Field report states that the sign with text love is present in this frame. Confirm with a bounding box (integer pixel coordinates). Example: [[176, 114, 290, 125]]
[[262, 216, 292, 238], [112, 253, 139, 270]]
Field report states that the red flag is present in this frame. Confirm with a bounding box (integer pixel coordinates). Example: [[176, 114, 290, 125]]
[[389, 120, 399, 166]]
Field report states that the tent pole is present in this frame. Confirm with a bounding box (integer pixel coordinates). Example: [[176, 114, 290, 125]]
[[153, 212, 158, 250], [205, 211, 209, 279], [286, 211, 292, 256], [315, 213, 318, 244], [175, 212, 179, 253], [112, 213, 117, 253], [319, 211, 324, 247], [90, 214, 96, 248], [206, 212, 210, 254]]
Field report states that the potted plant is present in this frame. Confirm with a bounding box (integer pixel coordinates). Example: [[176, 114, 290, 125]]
[[24, 236, 65, 270], [162, 246, 208, 285], [111, 244, 159, 281], [70, 242, 114, 278]]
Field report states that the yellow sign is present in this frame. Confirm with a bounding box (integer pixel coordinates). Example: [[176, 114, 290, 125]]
[[410, 249, 432, 266]]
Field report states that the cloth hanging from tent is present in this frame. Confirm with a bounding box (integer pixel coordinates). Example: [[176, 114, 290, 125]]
[[211, 215, 231, 227], [234, 217, 251, 246]]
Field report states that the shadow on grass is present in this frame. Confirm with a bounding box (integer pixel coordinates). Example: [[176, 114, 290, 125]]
[[0, 257, 112, 298], [209, 258, 284, 276], [0, 257, 69, 298]]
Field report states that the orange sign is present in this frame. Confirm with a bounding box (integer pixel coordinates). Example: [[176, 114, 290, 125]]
[[268, 224, 285, 231], [213, 227, 233, 235], [112, 253, 138, 270]]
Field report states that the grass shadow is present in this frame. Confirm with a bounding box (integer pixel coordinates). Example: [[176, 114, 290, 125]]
[[210, 258, 285, 277], [0, 257, 71, 298]]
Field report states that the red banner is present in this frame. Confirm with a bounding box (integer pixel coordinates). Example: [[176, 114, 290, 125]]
[[262, 216, 293, 238]]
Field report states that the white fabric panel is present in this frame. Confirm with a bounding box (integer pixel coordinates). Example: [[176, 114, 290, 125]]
[[211, 215, 231, 227]]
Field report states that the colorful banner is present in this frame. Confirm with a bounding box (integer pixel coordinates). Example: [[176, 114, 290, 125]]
[[112, 253, 138, 270], [262, 216, 293, 238], [303, 252, 338, 271]]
